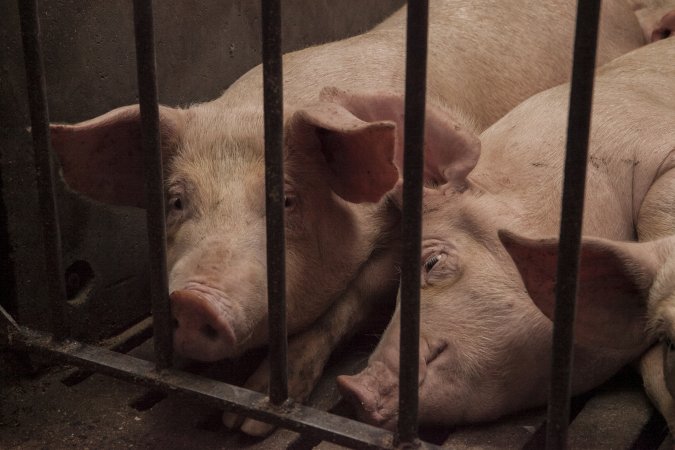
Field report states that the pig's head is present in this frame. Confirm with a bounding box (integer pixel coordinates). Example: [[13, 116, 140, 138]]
[[337, 127, 656, 430], [48, 88, 470, 362]]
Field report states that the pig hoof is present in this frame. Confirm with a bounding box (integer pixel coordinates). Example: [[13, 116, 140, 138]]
[[240, 418, 276, 437], [222, 412, 276, 437]]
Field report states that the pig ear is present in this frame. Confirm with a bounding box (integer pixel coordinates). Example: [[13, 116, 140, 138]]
[[50, 104, 187, 208], [498, 229, 657, 350], [287, 102, 399, 203], [320, 87, 481, 190]]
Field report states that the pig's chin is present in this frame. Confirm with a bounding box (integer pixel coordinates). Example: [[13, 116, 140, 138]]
[[170, 283, 250, 361]]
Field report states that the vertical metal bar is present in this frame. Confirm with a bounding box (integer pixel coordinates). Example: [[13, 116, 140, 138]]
[[261, 0, 288, 405], [397, 0, 429, 446], [17, 0, 68, 339], [545, 1, 601, 448], [132, 0, 173, 370]]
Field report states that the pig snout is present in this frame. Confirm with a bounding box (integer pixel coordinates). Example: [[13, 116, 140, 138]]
[[337, 361, 399, 430], [337, 336, 448, 429], [651, 10, 675, 42], [170, 288, 238, 361]]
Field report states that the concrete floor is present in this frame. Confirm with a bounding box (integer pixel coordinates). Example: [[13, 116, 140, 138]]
[[1, 329, 673, 450]]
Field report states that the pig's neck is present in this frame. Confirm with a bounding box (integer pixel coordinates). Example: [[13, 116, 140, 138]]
[[462, 173, 555, 240]]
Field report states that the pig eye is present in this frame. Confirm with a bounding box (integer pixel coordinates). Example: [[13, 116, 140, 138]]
[[421, 243, 459, 286], [168, 196, 183, 211], [424, 253, 444, 273], [284, 194, 296, 209]]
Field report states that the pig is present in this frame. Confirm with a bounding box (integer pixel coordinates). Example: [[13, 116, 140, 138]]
[[337, 37, 675, 430], [626, 0, 675, 41], [48, 0, 645, 435], [503, 232, 675, 432]]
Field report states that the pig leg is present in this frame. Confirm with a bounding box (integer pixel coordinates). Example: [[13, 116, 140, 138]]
[[636, 167, 675, 433], [639, 345, 675, 427], [223, 246, 400, 436]]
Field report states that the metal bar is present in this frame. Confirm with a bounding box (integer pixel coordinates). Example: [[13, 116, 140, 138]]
[[261, 0, 288, 405], [397, 0, 429, 446], [132, 0, 173, 369], [545, 1, 601, 449], [17, 0, 68, 339], [4, 323, 443, 450], [61, 316, 154, 386]]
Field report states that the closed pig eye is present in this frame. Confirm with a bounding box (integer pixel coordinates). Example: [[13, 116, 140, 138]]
[[424, 254, 443, 273], [421, 244, 460, 286]]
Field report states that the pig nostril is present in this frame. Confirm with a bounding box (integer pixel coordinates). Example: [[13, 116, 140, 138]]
[[201, 324, 219, 340], [172, 318, 179, 329]]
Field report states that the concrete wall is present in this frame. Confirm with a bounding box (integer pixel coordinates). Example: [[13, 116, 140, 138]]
[[0, 0, 404, 339]]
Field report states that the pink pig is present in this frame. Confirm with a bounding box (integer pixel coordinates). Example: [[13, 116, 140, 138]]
[[49, 0, 646, 435], [505, 232, 675, 433], [338, 37, 675, 430], [627, 0, 675, 41]]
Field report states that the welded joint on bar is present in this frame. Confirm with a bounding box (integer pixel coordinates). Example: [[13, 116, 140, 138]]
[[255, 396, 295, 416]]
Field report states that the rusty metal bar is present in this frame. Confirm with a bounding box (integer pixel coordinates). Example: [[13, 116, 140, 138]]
[[17, 0, 68, 339], [397, 0, 429, 446], [61, 316, 154, 386], [0, 314, 447, 450], [261, 0, 288, 405], [132, 0, 173, 370], [546, 0, 601, 448]]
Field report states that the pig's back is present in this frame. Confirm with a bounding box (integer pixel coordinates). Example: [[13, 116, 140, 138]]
[[215, 0, 643, 133], [424, 0, 643, 130], [475, 38, 675, 240]]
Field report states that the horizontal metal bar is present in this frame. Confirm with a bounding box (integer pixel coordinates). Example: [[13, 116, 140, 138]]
[[17, 0, 68, 339], [546, 0, 602, 449], [5, 321, 443, 450], [131, 0, 173, 370], [61, 316, 154, 386]]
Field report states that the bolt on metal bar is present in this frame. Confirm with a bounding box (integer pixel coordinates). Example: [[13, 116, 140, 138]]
[[545, 1, 601, 449], [132, 0, 173, 370], [397, 0, 429, 446], [261, 0, 288, 405], [17, 0, 68, 340]]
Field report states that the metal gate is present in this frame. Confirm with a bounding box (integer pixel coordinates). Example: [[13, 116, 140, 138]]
[[2, 0, 608, 448]]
